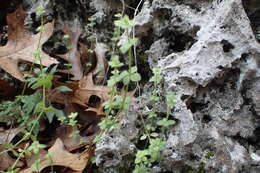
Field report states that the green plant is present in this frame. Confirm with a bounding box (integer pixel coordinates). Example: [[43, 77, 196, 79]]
[[86, 16, 97, 42], [205, 151, 214, 159], [133, 67, 176, 173], [134, 138, 166, 173], [90, 11, 176, 173], [94, 13, 141, 143], [58, 112, 80, 138]]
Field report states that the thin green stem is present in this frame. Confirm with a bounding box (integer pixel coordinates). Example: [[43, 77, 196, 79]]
[[0, 111, 44, 156], [140, 114, 151, 141], [11, 145, 28, 170], [22, 14, 45, 95]]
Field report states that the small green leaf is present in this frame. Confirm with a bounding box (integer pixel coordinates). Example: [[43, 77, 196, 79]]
[[68, 112, 78, 119], [123, 76, 130, 85], [31, 158, 41, 172], [91, 156, 96, 163], [56, 86, 72, 92], [130, 66, 138, 73], [152, 67, 161, 75], [140, 135, 147, 140], [46, 111, 55, 123], [120, 43, 132, 54], [53, 109, 65, 119], [149, 75, 162, 83], [130, 73, 141, 82], [150, 132, 159, 138], [157, 118, 176, 127], [114, 13, 123, 18], [120, 38, 138, 54], [107, 78, 117, 87], [119, 70, 128, 80], [98, 116, 120, 130], [108, 55, 123, 68], [63, 34, 70, 40], [44, 106, 56, 113], [135, 150, 149, 164], [36, 26, 45, 32], [94, 133, 102, 144], [69, 130, 79, 138], [148, 112, 157, 119], [28, 141, 46, 154], [114, 15, 132, 29], [149, 95, 160, 102], [166, 92, 176, 109], [34, 102, 45, 113]]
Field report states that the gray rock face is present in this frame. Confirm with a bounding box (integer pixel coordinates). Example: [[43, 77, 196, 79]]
[[94, 0, 260, 172], [95, 109, 139, 173]]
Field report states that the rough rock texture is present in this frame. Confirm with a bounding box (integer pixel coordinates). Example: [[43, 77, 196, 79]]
[[95, 109, 139, 173], [94, 0, 260, 172]]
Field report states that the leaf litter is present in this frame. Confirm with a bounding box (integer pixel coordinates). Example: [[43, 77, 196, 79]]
[[0, 6, 112, 172]]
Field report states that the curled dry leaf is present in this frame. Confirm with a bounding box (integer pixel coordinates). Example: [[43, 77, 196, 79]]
[[74, 72, 111, 105], [52, 72, 110, 115], [56, 21, 84, 80], [20, 138, 91, 173], [0, 128, 22, 144], [0, 7, 58, 81]]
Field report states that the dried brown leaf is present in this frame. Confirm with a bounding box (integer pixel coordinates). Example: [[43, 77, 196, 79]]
[[0, 7, 58, 81], [74, 72, 110, 105], [0, 128, 21, 144], [56, 23, 84, 80], [20, 138, 91, 173]]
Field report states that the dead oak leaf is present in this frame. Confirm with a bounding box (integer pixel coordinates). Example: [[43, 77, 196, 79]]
[[0, 7, 58, 81], [0, 127, 22, 144], [20, 138, 91, 173], [73, 72, 111, 105]]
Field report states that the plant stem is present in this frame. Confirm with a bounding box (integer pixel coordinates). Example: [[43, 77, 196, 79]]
[[22, 14, 45, 95], [0, 111, 44, 156], [120, 38, 133, 111]]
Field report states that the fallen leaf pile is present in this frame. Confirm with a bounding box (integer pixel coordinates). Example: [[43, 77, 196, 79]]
[[0, 6, 112, 172]]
